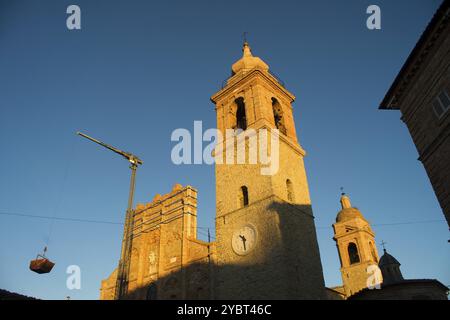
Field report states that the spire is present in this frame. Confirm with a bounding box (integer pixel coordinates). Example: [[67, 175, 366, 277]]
[[340, 193, 352, 209], [242, 31, 250, 56], [242, 41, 252, 58]]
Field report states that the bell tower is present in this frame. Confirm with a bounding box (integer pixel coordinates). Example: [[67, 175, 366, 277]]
[[211, 42, 326, 299], [333, 193, 381, 297]]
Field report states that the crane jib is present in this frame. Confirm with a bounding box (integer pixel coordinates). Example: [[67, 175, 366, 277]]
[[76, 132, 143, 165]]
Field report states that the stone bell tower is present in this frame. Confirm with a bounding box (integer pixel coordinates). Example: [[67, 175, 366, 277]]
[[210, 42, 326, 299], [333, 193, 381, 297]]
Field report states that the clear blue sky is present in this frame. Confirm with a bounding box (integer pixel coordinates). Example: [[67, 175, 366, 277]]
[[0, 0, 448, 300]]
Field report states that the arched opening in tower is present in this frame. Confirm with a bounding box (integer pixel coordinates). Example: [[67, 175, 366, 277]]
[[272, 97, 287, 135], [348, 242, 360, 265], [235, 97, 247, 130]]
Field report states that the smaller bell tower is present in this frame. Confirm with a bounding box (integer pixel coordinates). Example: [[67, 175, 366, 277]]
[[333, 193, 381, 297]]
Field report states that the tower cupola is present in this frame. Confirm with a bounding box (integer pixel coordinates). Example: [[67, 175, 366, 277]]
[[379, 247, 404, 285], [231, 42, 269, 75]]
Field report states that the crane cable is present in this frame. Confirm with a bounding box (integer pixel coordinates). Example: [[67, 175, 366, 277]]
[[43, 134, 77, 255]]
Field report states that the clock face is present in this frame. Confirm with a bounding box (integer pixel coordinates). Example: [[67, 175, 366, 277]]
[[232, 224, 257, 255]]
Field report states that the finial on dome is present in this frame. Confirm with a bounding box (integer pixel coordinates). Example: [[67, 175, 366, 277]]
[[241, 32, 253, 57], [340, 189, 352, 209], [242, 41, 252, 57]]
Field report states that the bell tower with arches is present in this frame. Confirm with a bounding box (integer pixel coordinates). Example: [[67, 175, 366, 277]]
[[210, 42, 326, 299], [333, 193, 381, 297]]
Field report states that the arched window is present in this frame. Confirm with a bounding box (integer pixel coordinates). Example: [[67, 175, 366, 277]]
[[272, 98, 287, 134], [239, 186, 249, 207], [286, 179, 294, 202], [348, 242, 360, 265], [235, 97, 247, 130]]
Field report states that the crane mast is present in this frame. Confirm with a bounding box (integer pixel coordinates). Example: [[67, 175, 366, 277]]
[[77, 132, 143, 299]]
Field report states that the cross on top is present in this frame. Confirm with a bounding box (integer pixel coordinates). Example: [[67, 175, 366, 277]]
[[380, 240, 387, 251], [243, 32, 248, 44]]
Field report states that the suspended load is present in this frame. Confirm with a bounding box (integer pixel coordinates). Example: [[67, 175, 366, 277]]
[[29, 247, 55, 274]]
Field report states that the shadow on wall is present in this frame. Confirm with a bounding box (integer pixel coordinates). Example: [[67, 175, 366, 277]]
[[124, 201, 327, 300]]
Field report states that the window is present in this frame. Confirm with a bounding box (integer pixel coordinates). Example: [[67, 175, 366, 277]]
[[286, 179, 294, 202], [347, 242, 360, 265], [272, 98, 287, 134], [239, 186, 249, 207], [235, 97, 247, 130], [432, 90, 450, 119]]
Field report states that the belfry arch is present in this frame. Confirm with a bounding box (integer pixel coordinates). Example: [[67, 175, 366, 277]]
[[271, 97, 287, 134], [235, 97, 247, 130]]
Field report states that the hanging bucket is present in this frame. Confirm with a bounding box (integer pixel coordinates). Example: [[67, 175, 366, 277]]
[[30, 255, 55, 274], [30, 253, 55, 274]]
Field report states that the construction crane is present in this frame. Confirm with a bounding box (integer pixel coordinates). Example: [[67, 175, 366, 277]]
[[77, 131, 143, 300]]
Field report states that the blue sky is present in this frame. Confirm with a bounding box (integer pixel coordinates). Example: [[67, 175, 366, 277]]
[[0, 0, 448, 299]]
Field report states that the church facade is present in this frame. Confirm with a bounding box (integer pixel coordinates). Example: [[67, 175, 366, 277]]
[[100, 42, 327, 300]]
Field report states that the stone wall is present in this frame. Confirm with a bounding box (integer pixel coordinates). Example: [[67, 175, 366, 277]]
[[397, 12, 450, 226]]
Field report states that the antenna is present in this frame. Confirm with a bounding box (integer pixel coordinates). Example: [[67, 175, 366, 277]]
[[77, 131, 143, 299]]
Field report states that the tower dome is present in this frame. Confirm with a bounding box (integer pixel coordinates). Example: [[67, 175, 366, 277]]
[[335, 194, 365, 222], [379, 250, 401, 267], [378, 248, 404, 285], [231, 42, 269, 75]]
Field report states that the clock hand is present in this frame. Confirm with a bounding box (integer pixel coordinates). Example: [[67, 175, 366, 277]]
[[239, 235, 247, 251]]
